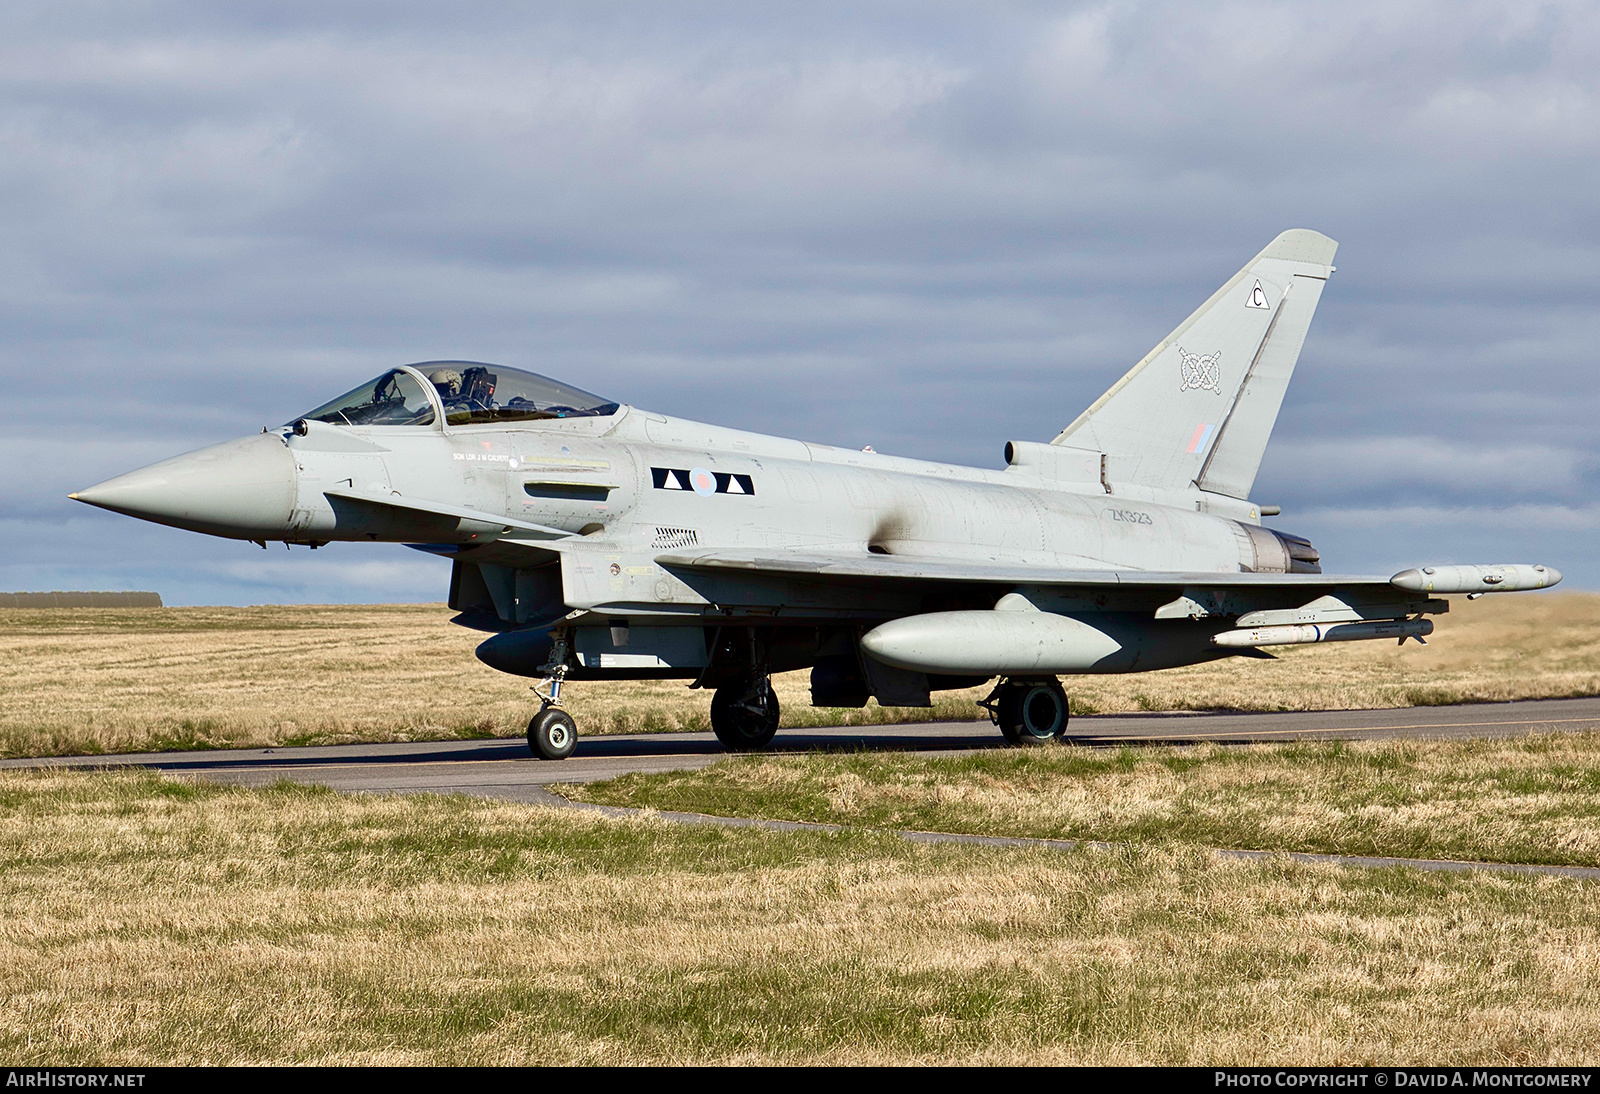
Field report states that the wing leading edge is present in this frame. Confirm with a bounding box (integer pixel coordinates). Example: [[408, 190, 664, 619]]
[[654, 548, 1558, 634], [654, 547, 1397, 592]]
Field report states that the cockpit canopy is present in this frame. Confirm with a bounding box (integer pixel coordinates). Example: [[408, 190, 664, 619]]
[[297, 362, 619, 428], [301, 369, 436, 427]]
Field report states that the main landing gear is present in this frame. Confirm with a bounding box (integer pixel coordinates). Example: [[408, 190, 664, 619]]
[[982, 678, 1070, 745], [710, 673, 781, 751], [528, 633, 578, 760]]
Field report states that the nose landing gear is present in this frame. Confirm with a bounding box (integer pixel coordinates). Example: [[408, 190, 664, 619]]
[[527, 632, 578, 760], [982, 678, 1070, 745]]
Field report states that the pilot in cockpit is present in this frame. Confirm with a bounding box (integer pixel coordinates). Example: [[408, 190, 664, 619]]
[[431, 365, 499, 420], [429, 368, 463, 402]]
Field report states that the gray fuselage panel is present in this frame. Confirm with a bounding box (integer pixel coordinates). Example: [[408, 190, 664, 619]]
[[286, 407, 1265, 618]]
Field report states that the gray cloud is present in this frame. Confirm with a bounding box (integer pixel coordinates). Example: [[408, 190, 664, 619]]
[[2, 0, 1597, 602]]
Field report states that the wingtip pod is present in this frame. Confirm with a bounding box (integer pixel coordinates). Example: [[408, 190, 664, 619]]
[[1390, 564, 1562, 594]]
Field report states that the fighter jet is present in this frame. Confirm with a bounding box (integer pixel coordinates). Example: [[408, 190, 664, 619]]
[[72, 229, 1561, 759]]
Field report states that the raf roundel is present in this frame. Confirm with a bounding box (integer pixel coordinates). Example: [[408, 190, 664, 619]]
[[650, 467, 756, 495]]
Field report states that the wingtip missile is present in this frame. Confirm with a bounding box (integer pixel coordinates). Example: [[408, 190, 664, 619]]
[[1390, 564, 1562, 594]]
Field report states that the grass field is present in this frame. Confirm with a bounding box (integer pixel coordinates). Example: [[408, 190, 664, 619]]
[[563, 733, 1600, 868], [2, 592, 1598, 758], [5, 597, 1599, 1064], [2, 767, 1597, 1065]]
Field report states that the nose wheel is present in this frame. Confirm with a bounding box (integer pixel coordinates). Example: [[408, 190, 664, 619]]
[[528, 706, 578, 760], [983, 678, 1070, 745], [527, 632, 577, 760]]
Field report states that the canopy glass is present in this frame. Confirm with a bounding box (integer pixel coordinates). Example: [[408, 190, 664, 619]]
[[297, 362, 618, 428], [299, 369, 435, 427]]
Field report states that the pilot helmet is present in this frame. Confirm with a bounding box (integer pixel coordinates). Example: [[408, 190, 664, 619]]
[[428, 368, 463, 398]]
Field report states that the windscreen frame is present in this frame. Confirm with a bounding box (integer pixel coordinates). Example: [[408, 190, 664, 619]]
[[395, 364, 448, 429], [291, 365, 446, 432]]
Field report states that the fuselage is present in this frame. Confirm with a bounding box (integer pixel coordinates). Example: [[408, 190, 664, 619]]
[[79, 395, 1309, 583], [71, 363, 1322, 686]]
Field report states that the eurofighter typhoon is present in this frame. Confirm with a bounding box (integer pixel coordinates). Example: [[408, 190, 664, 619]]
[[72, 231, 1560, 758]]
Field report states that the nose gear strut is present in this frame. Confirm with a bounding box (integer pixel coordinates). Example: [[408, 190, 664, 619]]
[[527, 631, 577, 760]]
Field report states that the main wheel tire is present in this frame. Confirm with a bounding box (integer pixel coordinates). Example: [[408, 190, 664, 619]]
[[710, 676, 781, 751], [997, 681, 1069, 745], [528, 707, 578, 760]]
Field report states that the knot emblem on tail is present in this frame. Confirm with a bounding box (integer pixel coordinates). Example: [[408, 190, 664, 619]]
[[1177, 347, 1222, 394]]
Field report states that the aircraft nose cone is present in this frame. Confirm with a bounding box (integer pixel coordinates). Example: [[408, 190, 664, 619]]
[[71, 433, 297, 538]]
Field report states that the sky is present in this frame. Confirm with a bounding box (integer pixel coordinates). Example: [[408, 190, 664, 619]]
[[3, 1, 1597, 604]]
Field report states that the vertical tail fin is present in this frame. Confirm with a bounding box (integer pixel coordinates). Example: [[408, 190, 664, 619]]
[[1052, 229, 1337, 500]]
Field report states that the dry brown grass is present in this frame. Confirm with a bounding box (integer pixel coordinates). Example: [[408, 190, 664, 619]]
[[567, 733, 1600, 867], [2, 592, 1596, 758], [1073, 590, 1600, 714], [2, 768, 1598, 1065]]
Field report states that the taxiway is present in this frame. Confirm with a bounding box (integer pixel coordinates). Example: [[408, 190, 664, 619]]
[[6, 695, 1600, 805]]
